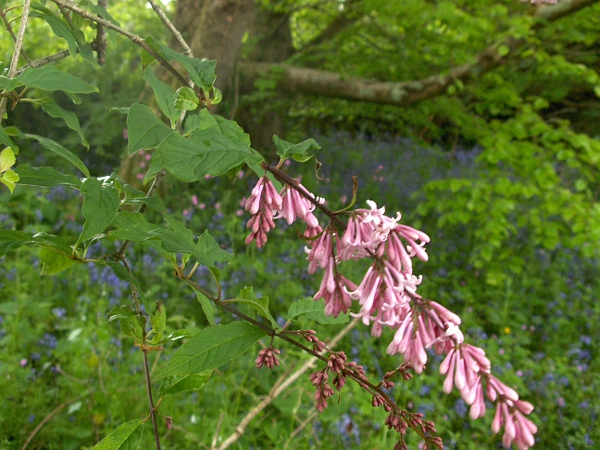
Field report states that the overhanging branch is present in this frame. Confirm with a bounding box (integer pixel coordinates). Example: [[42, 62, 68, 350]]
[[240, 0, 599, 108]]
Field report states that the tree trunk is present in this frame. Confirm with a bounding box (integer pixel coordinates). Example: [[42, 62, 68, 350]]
[[172, 0, 255, 95]]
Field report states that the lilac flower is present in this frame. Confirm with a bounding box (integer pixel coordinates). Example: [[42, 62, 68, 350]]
[[255, 347, 281, 369], [244, 177, 282, 247]]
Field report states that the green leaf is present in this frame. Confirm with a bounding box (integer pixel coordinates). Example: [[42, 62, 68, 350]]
[[90, 419, 144, 450], [287, 298, 350, 324], [156, 321, 266, 379], [195, 230, 232, 266], [273, 135, 321, 162], [32, 232, 74, 254], [231, 286, 279, 330], [0, 126, 18, 150], [76, 178, 120, 245], [143, 67, 179, 127], [0, 76, 19, 91], [39, 98, 89, 147], [17, 66, 97, 93], [158, 370, 212, 395], [15, 164, 82, 188], [121, 184, 165, 213], [25, 134, 90, 178], [145, 37, 217, 91], [174, 86, 200, 111], [109, 211, 164, 244], [194, 288, 216, 327], [127, 103, 174, 155], [0, 169, 19, 192], [145, 110, 259, 183], [40, 247, 76, 275], [0, 230, 36, 257], [148, 301, 167, 344], [108, 305, 145, 341], [30, 6, 79, 58], [0, 147, 15, 173]]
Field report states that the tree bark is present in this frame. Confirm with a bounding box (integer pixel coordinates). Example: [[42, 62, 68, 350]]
[[239, 0, 600, 109], [173, 0, 255, 95]]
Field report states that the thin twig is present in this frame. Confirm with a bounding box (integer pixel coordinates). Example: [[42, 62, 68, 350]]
[[48, 0, 188, 87], [16, 49, 71, 74], [94, 0, 107, 66], [0, 0, 32, 123], [213, 318, 360, 450], [147, 0, 193, 57]]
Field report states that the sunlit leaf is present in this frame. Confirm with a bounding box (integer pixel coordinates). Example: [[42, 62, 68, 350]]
[[90, 419, 144, 450], [158, 370, 212, 395]]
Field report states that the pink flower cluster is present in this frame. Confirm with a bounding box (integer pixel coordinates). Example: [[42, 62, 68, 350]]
[[244, 176, 320, 248], [245, 174, 537, 449]]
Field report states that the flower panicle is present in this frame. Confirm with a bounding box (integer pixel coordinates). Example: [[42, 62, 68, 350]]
[[244, 172, 536, 449]]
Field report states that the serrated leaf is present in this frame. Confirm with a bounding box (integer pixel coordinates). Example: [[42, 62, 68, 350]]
[[232, 286, 279, 330], [145, 111, 258, 183], [174, 86, 200, 111], [40, 247, 76, 274], [159, 370, 212, 395], [17, 66, 97, 93], [194, 288, 216, 327], [90, 419, 144, 450], [287, 298, 350, 324], [127, 103, 173, 155], [144, 68, 179, 126], [76, 178, 120, 245], [273, 135, 321, 162], [25, 134, 90, 178], [15, 164, 82, 188], [39, 98, 89, 147], [156, 321, 266, 379]]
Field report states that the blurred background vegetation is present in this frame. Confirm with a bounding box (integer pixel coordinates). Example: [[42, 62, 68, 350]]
[[1, 0, 599, 449]]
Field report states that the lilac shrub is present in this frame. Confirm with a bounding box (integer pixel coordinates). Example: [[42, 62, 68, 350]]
[[246, 167, 537, 449]]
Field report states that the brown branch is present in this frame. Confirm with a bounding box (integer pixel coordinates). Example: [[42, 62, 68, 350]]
[[240, 0, 600, 108], [94, 0, 107, 66], [48, 0, 189, 87], [147, 0, 192, 57], [0, 0, 32, 123]]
